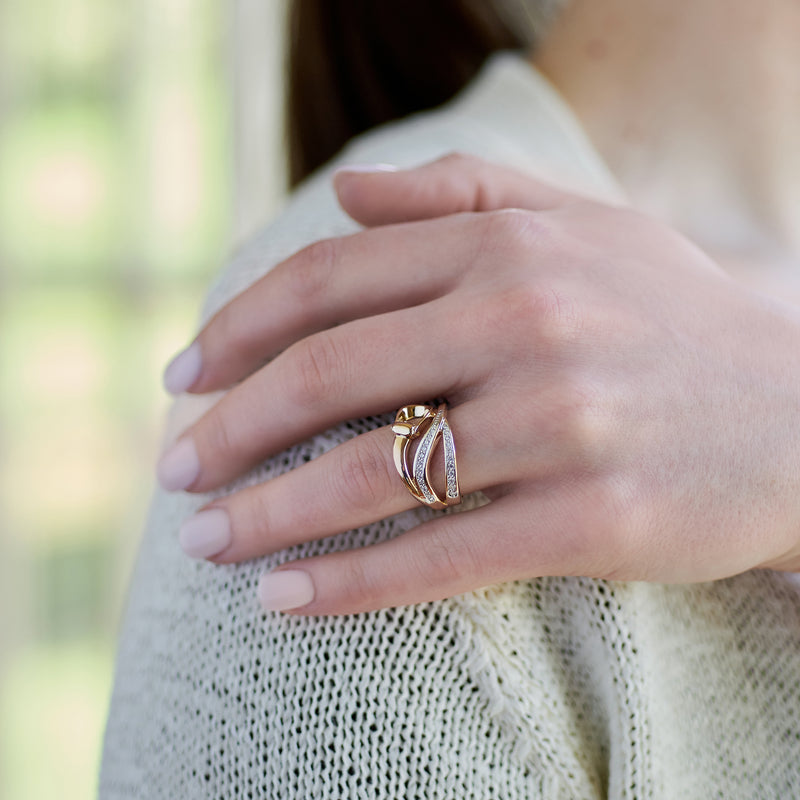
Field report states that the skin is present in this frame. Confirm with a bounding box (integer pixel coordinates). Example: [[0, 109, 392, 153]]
[[534, 0, 800, 294], [157, 0, 800, 615]]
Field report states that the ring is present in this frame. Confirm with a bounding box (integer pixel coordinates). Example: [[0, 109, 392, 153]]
[[392, 403, 461, 509]]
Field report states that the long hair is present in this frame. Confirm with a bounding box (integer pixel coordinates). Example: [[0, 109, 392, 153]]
[[285, 1, 544, 187]]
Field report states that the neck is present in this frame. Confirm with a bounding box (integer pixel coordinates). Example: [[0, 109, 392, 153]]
[[533, 0, 800, 258]]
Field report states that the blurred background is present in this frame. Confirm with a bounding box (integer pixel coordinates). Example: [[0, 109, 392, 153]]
[[0, 1, 287, 797]]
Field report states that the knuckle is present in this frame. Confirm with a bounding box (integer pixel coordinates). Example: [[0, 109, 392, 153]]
[[480, 207, 543, 253], [286, 333, 342, 408], [201, 404, 240, 463], [339, 553, 382, 610], [287, 237, 339, 301], [431, 153, 492, 214], [554, 378, 611, 465], [477, 280, 582, 353], [524, 285, 582, 343], [412, 524, 483, 591], [236, 485, 274, 545], [539, 286, 582, 338], [331, 437, 394, 515], [542, 288, 582, 346]]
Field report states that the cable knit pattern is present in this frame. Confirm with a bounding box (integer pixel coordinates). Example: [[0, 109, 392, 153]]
[[99, 54, 800, 799]]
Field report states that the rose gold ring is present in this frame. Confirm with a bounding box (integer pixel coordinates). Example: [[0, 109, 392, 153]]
[[392, 403, 460, 509]]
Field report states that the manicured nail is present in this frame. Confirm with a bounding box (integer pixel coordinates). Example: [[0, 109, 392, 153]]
[[163, 342, 202, 395], [257, 569, 315, 612], [334, 163, 398, 176], [179, 508, 231, 559], [156, 438, 200, 491]]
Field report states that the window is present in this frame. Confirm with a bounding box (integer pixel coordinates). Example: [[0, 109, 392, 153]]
[[0, 1, 285, 796]]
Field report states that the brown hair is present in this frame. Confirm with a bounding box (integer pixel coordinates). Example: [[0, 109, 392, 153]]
[[285, 1, 525, 187]]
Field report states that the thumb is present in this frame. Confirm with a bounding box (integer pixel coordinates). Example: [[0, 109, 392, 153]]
[[333, 152, 582, 227]]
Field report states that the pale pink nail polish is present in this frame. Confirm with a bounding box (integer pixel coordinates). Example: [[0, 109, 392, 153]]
[[157, 438, 200, 491], [163, 342, 202, 395], [333, 162, 398, 176], [179, 508, 231, 559], [258, 570, 315, 612]]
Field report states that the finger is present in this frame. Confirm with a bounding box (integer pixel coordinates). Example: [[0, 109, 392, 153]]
[[158, 295, 505, 494], [178, 398, 507, 563], [175, 389, 589, 565], [334, 152, 585, 228], [164, 212, 486, 395], [254, 483, 614, 616]]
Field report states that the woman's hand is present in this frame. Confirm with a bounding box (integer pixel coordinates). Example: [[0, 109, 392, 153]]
[[157, 154, 800, 616]]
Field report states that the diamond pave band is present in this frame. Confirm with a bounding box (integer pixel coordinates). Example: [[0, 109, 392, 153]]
[[392, 403, 461, 509]]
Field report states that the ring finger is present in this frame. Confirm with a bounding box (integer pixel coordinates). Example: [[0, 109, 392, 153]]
[[176, 393, 570, 564]]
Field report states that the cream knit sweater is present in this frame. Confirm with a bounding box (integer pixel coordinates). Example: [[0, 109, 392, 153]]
[[99, 54, 800, 799]]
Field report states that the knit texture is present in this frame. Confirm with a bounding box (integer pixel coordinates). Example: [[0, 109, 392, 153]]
[[99, 54, 800, 799]]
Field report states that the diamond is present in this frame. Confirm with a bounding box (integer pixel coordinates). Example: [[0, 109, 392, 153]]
[[413, 408, 444, 505]]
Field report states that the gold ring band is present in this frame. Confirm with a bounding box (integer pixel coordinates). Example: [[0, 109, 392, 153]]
[[392, 403, 461, 509]]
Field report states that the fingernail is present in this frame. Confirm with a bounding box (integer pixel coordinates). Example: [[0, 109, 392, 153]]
[[163, 341, 202, 394], [179, 508, 231, 559], [157, 438, 200, 491], [334, 163, 398, 176], [258, 569, 315, 612]]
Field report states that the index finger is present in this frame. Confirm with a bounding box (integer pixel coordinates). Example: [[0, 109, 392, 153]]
[[334, 152, 591, 227], [163, 211, 505, 395]]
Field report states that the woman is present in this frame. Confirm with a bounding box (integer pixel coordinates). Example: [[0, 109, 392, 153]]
[[101, 1, 800, 797]]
